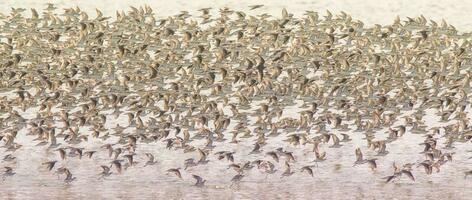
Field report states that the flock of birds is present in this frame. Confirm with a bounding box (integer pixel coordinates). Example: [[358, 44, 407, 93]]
[[0, 4, 472, 189]]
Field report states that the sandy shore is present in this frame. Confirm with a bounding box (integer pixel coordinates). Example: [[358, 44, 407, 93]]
[[1, 0, 472, 31]]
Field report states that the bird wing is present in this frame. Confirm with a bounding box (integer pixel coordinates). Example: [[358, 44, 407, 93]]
[[368, 159, 377, 169], [252, 143, 260, 152], [266, 152, 278, 162], [101, 165, 110, 172], [65, 169, 72, 179], [355, 148, 363, 161], [175, 170, 182, 179], [192, 174, 203, 182], [145, 153, 154, 162], [322, 133, 331, 143], [168, 168, 182, 179], [341, 133, 350, 140], [197, 148, 207, 161], [284, 161, 290, 170], [301, 166, 313, 176], [249, 5, 264, 10], [401, 170, 415, 181], [385, 175, 396, 183], [59, 149, 66, 159], [125, 155, 133, 164], [379, 142, 387, 152], [113, 161, 122, 173]]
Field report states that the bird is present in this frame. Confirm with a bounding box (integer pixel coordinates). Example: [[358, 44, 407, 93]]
[[57, 148, 67, 160], [418, 162, 433, 175], [353, 148, 365, 165], [329, 134, 342, 148], [366, 159, 378, 171], [230, 174, 244, 187], [84, 151, 96, 158], [111, 160, 123, 174], [3, 154, 16, 161], [301, 166, 314, 177], [249, 142, 262, 154], [248, 5, 264, 10], [197, 148, 209, 164], [124, 154, 137, 167], [144, 153, 157, 166], [401, 170, 415, 182], [314, 149, 327, 162], [99, 165, 112, 178], [192, 174, 206, 187], [464, 170, 472, 179], [266, 151, 279, 163], [42, 160, 58, 171], [64, 168, 76, 183], [281, 161, 295, 178], [384, 163, 415, 183], [2, 167, 15, 180], [227, 163, 244, 174], [0, 4, 470, 193], [167, 168, 182, 179], [183, 158, 197, 170]]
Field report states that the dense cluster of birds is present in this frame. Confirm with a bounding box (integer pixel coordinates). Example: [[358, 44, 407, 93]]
[[1, 4, 472, 187]]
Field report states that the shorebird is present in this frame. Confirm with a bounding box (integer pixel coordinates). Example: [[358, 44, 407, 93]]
[[42, 161, 58, 171], [167, 168, 183, 179], [144, 153, 157, 166], [215, 151, 235, 162], [266, 151, 279, 163], [353, 148, 365, 165], [249, 143, 262, 154], [329, 134, 342, 148], [57, 148, 67, 160], [230, 174, 244, 187], [99, 165, 112, 178], [465, 170, 472, 179], [281, 161, 295, 178], [384, 163, 415, 183], [197, 148, 209, 164], [248, 5, 264, 10], [192, 174, 206, 187], [228, 163, 244, 174], [418, 161, 433, 175], [111, 160, 123, 174], [84, 151, 96, 158], [0, 4, 470, 191], [63, 168, 76, 183], [314, 149, 327, 162], [2, 167, 15, 180], [124, 154, 137, 167], [3, 154, 16, 161], [259, 160, 277, 177], [366, 159, 378, 171], [301, 166, 314, 177]]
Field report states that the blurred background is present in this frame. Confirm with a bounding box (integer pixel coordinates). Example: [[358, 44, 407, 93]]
[[1, 0, 472, 31]]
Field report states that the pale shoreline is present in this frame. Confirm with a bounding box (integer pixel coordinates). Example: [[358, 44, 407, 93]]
[[1, 0, 472, 31]]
